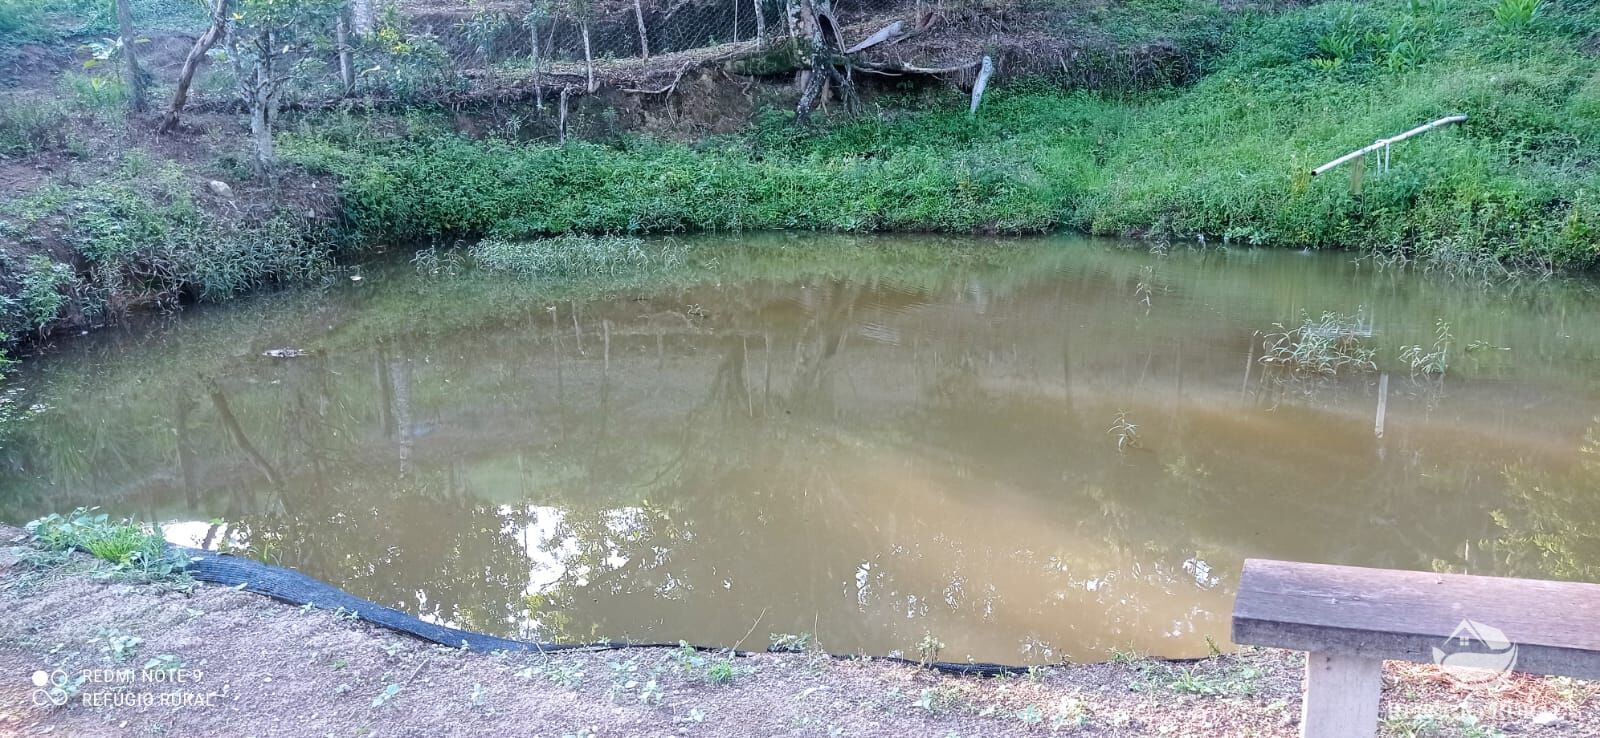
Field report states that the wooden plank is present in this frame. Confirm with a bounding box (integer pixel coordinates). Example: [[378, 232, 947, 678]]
[[1232, 559, 1600, 679], [1301, 652, 1381, 738]]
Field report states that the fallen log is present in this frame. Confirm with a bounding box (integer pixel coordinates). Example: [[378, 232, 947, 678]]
[[845, 20, 904, 54]]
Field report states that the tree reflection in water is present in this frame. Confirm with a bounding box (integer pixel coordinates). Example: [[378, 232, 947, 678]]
[[5, 237, 1600, 663]]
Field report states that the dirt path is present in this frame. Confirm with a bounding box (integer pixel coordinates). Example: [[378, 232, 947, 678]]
[[0, 525, 1593, 737]]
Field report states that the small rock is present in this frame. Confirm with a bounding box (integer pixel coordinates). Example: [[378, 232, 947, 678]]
[[207, 180, 235, 198], [1532, 711, 1561, 726]]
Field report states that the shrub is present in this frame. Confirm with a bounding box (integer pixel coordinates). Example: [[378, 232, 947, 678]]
[[15, 256, 75, 333], [1493, 0, 1542, 31], [61, 71, 128, 110], [0, 97, 68, 155]]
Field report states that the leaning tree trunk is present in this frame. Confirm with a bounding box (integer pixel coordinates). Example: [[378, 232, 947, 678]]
[[752, 0, 766, 43], [335, 12, 355, 95], [115, 0, 147, 112], [632, 0, 649, 59], [157, 0, 229, 133], [581, 20, 596, 92]]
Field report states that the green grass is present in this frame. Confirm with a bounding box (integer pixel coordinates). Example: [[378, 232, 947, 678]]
[[1078, 0, 1600, 267], [282, 91, 1124, 241], [287, 0, 1598, 269], [26, 507, 181, 578]]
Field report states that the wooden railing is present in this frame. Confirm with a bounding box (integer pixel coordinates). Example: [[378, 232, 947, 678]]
[[1232, 559, 1600, 738]]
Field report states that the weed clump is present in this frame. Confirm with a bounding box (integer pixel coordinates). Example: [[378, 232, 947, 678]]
[[26, 507, 184, 579], [1259, 310, 1378, 375]]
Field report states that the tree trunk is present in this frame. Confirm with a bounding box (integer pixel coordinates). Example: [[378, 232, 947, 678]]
[[529, 16, 543, 110], [249, 33, 277, 175], [335, 12, 355, 95], [632, 0, 649, 59], [793, 0, 831, 124], [785, 0, 802, 38], [581, 20, 595, 92], [350, 0, 375, 35], [753, 0, 766, 43], [732, 0, 739, 41], [157, 0, 229, 134], [251, 89, 274, 174], [115, 0, 147, 113]]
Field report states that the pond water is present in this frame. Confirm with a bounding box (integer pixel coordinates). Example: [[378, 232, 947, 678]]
[[4, 234, 1600, 665]]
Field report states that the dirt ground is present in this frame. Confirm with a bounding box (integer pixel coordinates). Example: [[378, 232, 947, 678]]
[[0, 527, 1595, 737]]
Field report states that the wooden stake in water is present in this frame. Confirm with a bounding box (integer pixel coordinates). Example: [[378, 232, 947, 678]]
[[1374, 372, 1388, 439]]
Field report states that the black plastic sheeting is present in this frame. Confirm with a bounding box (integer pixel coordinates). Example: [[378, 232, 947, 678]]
[[179, 547, 1036, 676]]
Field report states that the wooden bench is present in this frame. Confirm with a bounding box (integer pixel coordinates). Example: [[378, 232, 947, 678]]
[[1231, 558, 1600, 738]]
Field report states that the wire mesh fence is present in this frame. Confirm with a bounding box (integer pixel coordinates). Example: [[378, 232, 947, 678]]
[[436, 0, 922, 68]]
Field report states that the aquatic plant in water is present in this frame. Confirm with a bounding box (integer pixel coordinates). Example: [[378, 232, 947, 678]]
[[1258, 310, 1377, 375], [470, 235, 687, 279]]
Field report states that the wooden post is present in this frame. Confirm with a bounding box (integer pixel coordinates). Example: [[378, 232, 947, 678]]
[[1301, 652, 1381, 738], [1373, 372, 1389, 439], [969, 55, 993, 116], [558, 86, 570, 142]]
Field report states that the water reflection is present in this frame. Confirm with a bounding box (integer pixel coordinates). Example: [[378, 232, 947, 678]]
[[4, 235, 1600, 663]]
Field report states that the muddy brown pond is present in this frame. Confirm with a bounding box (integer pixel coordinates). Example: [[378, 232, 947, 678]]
[[4, 234, 1600, 664]]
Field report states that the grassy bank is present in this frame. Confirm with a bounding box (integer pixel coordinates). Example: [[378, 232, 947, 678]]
[[287, 0, 1598, 268]]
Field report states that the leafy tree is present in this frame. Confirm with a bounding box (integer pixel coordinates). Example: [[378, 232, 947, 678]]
[[226, 0, 341, 174]]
